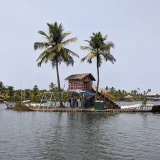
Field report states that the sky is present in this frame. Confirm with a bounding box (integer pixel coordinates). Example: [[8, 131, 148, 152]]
[[0, 0, 160, 93]]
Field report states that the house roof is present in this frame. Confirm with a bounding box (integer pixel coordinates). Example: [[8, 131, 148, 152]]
[[124, 95, 133, 99], [65, 73, 96, 81], [146, 93, 157, 96]]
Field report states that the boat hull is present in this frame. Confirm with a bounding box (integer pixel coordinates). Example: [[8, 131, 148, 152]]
[[151, 105, 160, 112]]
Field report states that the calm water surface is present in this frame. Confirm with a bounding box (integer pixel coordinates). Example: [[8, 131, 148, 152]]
[[0, 103, 160, 160]]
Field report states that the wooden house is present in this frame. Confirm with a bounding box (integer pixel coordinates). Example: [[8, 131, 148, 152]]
[[65, 73, 96, 90], [65, 73, 120, 109]]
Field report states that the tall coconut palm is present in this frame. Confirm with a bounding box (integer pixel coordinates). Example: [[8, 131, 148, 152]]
[[34, 22, 79, 106], [81, 32, 116, 100]]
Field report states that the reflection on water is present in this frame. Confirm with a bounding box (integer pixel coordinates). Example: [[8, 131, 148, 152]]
[[0, 104, 160, 160]]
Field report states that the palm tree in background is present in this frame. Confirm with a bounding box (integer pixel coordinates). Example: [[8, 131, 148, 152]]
[[0, 81, 5, 93], [110, 87, 116, 96], [105, 86, 109, 91], [34, 22, 79, 106], [81, 32, 116, 100], [49, 82, 56, 90]]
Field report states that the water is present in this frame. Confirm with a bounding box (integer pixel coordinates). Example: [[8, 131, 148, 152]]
[[0, 103, 160, 160]]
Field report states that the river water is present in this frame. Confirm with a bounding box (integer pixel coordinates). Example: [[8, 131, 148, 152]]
[[0, 103, 160, 160]]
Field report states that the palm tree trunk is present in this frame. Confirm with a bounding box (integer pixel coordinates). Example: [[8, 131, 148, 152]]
[[95, 55, 100, 100], [55, 62, 63, 107]]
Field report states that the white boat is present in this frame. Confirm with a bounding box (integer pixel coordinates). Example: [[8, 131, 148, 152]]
[[120, 103, 159, 112]]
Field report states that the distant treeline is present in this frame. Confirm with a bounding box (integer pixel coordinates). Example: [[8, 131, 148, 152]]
[[105, 86, 145, 101], [0, 81, 145, 102], [0, 82, 69, 102]]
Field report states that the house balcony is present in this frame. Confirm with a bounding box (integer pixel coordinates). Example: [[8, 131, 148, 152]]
[[68, 84, 89, 90]]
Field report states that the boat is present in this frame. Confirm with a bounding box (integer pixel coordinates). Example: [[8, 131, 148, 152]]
[[153, 98, 160, 101], [120, 103, 160, 112]]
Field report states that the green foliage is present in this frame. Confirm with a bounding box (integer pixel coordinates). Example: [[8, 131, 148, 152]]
[[81, 32, 116, 100], [34, 22, 79, 106], [13, 102, 32, 111], [81, 32, 116, 67], [49, 82, 56, 90], [0, 81, 146, 102], [106, 86, 145, 101], [34, 22, 79, 68], [0, 81, 5, 92]]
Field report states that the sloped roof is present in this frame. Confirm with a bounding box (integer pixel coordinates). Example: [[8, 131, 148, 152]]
[[124, 95, 133, 99], [146, 93, 157, 96], [65, 73, 96, 81]]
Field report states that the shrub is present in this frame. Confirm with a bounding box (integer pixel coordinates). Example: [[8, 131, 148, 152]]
[[13, 102, 32, 111]]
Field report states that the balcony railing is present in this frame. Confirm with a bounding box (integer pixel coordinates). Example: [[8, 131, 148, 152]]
[[68, 84, 89, 90]]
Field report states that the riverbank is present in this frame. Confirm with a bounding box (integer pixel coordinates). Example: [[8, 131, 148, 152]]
[[27, 105, 160, 113]]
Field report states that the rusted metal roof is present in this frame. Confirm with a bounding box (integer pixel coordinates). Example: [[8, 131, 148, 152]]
[[65, 73, 96, 81]]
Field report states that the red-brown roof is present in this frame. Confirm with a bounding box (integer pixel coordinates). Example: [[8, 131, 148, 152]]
[[65, 73, 96, 81]]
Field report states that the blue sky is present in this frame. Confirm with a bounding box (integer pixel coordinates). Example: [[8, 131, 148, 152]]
[[0, 0, 160, 93]]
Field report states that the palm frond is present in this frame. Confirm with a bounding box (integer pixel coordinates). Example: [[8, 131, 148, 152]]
[[62, 37, 77, 45], [38, 31, 49, 39], [88, 51, 96, 59], [84, 40, 93, 45], [80, 46, 91, 51], [37, 51, 47, 61], [37, 50, 55, 67], [60, 49, 70, 60], [84, 40, 96, 50], [103, 34, 108, 40], [54, 44, 63, 52], [61, 32, 71, 39], [47, 23, 55, 34], [81, 55, 88, 62], [60, 51, 74, 66], [102, 52, 116, 64], [64, 48, 79, 58], [105, 41, 115, 49], [64, 56, 74, 66], [34, 42, 50, 50], [81, 51, 96, 63], [36, 47, 52, 60], [37, 56, 46, 67]]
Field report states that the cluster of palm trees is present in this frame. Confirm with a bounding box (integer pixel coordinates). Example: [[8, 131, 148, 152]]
[[0, 82, 67, 102], [106, 86, 145, 101], [0, 82, 41, 102], [34, 22, 116, 106]]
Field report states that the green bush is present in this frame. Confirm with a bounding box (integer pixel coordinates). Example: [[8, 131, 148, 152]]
[[13, 102, 32, 111]]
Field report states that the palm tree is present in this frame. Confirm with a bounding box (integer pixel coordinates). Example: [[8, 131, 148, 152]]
[[34, 22, 79, 106], [0, 81, 5, 94], [105, 86, 109, 91], [81, 32, 116, 100], [49, 82, 56, 90], [110, 87, 116, 96]]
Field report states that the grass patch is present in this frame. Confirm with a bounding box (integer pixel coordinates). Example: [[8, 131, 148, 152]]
[[13, 102, 32, 111]]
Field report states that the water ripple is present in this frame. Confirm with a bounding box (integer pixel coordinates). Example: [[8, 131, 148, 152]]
[[0, 104, 160, 160]]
